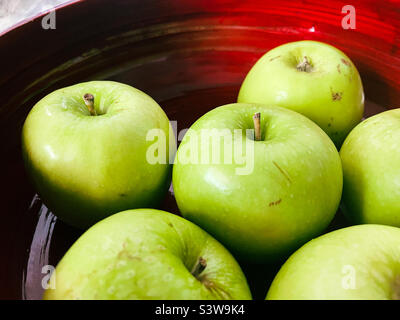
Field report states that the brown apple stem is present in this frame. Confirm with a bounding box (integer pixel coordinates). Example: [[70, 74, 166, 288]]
[[296, 56, 312, 72], [253, 112, 261, 141], [191, 257, 207, 278], [83, 93, 96, 116]]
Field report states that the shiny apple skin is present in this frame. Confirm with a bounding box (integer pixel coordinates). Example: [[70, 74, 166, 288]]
[[173, 103, 343, 262], [43, 209, 252, 300], [22, 81, 175, 228], [267, 224, 400, 300], [238, 40, 364, 146], [340, 108, 400, 227]]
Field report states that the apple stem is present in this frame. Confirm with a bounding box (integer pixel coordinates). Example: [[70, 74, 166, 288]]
[[253, 112, 261, 141], [191, 257, 207, 278], [296, 56, 313, 72], [83, 93, 97, 116]]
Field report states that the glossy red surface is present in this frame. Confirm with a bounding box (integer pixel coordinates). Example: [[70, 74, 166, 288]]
[[0, 0, 398, 299]]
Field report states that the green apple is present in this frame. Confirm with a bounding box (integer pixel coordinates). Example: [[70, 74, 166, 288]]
[[340, 108, 400, 227], [22, 81, 175, 228], [267, 224, 400, 300], [43, 209, 252, 300], [172, 103, 342, 262], [238, 40, 364, 146]]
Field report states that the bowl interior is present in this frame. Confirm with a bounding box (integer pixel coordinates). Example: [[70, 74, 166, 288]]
[[0, 0, 399, 299]]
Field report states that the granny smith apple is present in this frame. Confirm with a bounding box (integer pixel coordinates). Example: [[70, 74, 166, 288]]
[[340, 108, 400, 227], [43, 209, 252, 300], [267, 224, 400, 300], [22, 81, 175, 228], [238, 40, 364, 146], [172, 103, 342, 262]]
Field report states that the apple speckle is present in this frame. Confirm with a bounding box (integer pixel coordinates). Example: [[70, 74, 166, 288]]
[[341, 58, 350, 66], [269, 55, 281, 62], [272, 161, 292, 184], [330, 88, 343, 101], [332, 92, 343, 101], [269, 199, 282, 207]]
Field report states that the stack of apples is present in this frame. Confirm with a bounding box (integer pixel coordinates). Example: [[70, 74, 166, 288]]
[[21, 41, 400, 300]]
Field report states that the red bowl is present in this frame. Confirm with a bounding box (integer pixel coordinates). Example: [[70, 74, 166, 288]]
[[0, 0, 399, 300]]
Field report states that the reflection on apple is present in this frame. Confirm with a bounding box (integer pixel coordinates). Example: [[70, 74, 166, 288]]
[[22, 81, 175, 229], [340, 108, 400, 227], [238, 40, 364, 147], [43, 209, 252, 300], [267, 224, 400, 300], [173, 103, 343, 262]]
